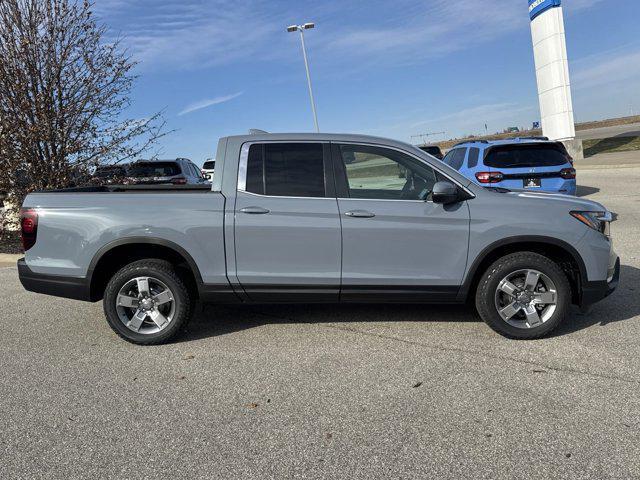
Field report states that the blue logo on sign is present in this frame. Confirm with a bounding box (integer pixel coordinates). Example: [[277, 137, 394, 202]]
[[528, 0, 561, 21]]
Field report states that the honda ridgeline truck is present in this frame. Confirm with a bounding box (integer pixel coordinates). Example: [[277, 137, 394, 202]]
[[18, 133, 619, 344]]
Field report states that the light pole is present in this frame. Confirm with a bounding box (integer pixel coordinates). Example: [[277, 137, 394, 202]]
[[287, 22, 319, 133]]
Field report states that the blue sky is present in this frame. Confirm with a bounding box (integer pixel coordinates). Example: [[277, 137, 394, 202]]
[[96, 0, 640, 165]]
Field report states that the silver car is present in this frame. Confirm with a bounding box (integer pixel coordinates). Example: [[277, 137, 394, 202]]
[[127, 158, 207, 185], [18, 133, 619, 344]]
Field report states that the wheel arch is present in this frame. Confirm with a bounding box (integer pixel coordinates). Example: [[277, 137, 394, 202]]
[[87, 237, 203, 302], [460, 236, 587, 305]]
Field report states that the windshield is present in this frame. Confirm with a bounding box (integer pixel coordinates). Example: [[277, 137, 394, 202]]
[[485, 144, 568, 168], [128, 162, 180, 177], [202, 161, 216, 169]]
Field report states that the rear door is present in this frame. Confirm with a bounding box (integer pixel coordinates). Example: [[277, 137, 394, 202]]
[[332, 143, 470, 302], [234, 142, 341, 302]]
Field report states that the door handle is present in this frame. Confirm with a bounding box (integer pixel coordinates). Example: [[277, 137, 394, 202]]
[[344, 210, 375, 218], [239, 206, 270, 214]]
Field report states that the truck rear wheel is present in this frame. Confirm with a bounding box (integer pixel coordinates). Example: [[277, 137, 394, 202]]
[[103, 259, 193, 345], [475, 252, 570, 339]]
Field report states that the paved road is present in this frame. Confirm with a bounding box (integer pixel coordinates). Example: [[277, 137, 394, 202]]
[[2, 167, 640, 479], [576, 122, 640, 140]]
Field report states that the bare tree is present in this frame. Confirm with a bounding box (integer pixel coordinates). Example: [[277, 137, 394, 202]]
[[0, 0, 168, 217]]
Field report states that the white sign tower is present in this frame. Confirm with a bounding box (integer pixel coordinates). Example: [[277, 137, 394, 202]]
[[529, 0, 576, 142]]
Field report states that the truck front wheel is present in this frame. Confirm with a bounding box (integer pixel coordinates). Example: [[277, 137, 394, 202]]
[[475, 252, 570, 339], [103, 259, 193, 345]]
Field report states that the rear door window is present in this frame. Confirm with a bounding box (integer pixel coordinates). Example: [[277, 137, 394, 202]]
[[244, 143, 326, 197], [95, 167, 126, 178], [443, 148, 466, 170], [191, 163, 202, 178], [128, 162, 180, 177], [467, 147, 480, 169], [485, 144, 568, 168]]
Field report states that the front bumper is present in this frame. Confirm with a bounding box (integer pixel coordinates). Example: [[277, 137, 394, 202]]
[[580, 255, 620, 307], [18, 258, 92, 301]]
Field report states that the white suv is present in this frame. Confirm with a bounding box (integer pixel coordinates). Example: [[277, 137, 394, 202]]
[[201, 159, 215, 182]]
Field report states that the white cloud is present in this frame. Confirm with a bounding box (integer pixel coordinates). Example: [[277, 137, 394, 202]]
[[96, 0, 606, 73], [178, 92, 243, 116], [322, 0, 606, 66], [323, 0, 524, 63], [91, 0, 129, 17], [100, 0, 277, 71], [562, 0, 605, 14], [572, 48, 640, 89]]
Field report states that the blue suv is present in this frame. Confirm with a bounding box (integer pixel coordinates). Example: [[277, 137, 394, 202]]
[[442, 138, 577, 195]]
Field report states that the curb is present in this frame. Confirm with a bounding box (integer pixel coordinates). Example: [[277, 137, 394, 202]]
[[0, 253, 22, 268], [576, 164, 640, 171]]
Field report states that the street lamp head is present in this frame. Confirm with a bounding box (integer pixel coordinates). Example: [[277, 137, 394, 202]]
[[285, 21, 319, 132]]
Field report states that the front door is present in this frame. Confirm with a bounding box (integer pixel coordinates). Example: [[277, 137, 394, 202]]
[[332, 143, 470, 302], [234, 142, 341, 302]]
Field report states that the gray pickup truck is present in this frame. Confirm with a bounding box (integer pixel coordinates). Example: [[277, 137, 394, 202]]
[[18, 133, 619, 344]]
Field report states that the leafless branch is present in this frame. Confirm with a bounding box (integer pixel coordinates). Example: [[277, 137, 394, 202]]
[[0, 0, 169, 216]]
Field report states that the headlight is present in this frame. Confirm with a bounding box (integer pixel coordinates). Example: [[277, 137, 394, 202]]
[[570, 211, 612, 236]]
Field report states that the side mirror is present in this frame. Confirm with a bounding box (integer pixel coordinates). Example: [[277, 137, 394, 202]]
[[431, 181, 459, 204]]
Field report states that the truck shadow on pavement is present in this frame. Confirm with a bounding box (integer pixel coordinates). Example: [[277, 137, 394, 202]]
[[552, 264, 640, 337], [179, 264, 640, 342], [576, 185, 600, 197]]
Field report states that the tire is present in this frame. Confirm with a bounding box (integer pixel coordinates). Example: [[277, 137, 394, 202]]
[[103, 259, 193, 345], [475, 252, 570, 339]]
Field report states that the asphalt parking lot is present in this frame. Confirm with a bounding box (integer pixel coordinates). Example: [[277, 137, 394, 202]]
[[2, 162, 639, 479]]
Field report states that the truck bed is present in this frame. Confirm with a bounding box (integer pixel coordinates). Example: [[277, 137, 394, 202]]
[[22, 189, 228, 287]]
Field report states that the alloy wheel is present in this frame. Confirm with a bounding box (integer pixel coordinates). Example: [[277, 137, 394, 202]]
[[494, 269, 558, 329], [115, 276, 176, 334]]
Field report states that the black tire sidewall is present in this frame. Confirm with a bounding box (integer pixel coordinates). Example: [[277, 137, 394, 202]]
[[476, 253, 570, 339], [103, 261, 191, 344]]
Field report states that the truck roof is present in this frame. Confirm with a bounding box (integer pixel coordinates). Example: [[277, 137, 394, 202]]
[[223, 132, 414, 148], [215, 132, 475, 193]]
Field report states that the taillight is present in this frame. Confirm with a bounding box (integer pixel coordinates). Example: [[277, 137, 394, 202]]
[[20, 208, 38, 251], [171, 177, 187, 185], [475, 171, 504, 184], [560, 167, 576, 179]]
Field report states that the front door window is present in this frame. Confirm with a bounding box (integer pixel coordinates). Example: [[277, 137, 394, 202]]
[[338, 144, 439, 200]]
